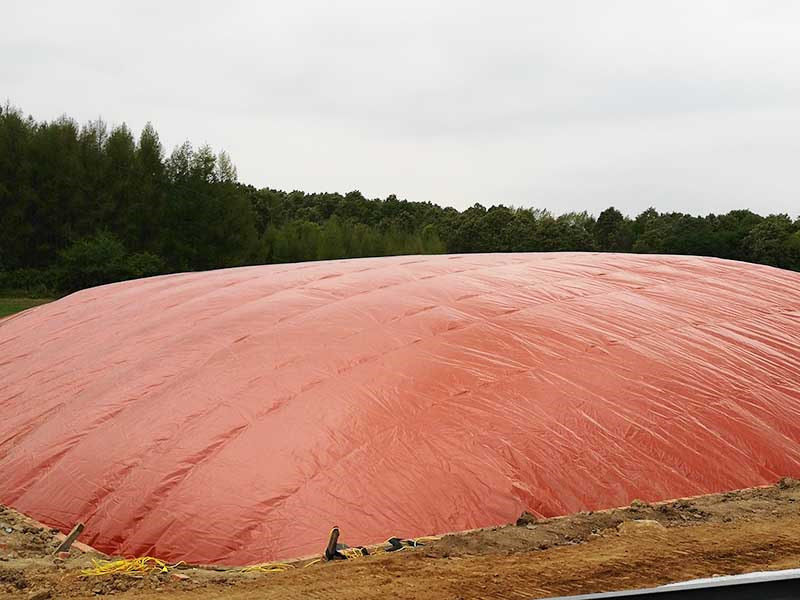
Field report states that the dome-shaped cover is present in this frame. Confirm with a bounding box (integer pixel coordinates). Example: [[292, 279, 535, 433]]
[[2, 253, 800, 564]]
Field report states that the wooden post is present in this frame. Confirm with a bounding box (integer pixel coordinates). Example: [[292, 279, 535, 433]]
[[54, 522, 85, 555]]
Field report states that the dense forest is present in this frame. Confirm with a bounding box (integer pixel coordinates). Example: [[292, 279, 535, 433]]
[[2, 104, 799, 295]]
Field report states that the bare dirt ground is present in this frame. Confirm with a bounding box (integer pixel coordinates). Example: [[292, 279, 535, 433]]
[[2, 478, 799, 600]]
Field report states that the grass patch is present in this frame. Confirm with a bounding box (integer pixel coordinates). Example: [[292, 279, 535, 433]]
[[0, 297, 53, 318]]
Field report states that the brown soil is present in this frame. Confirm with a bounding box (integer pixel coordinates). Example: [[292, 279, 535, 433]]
[[2, 478, 799, 599]]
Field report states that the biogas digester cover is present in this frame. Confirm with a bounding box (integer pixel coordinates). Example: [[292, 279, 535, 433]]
[[2, 253, 800, 564]]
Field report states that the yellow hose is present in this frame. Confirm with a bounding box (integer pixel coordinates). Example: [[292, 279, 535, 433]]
[[81, 557, 185, 577]]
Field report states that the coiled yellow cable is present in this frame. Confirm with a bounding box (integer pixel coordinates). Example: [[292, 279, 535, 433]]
[[81, 556, 185, 577]]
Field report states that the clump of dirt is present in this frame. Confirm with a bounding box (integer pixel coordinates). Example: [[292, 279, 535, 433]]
[[0, 565, 29, 591], [616, 519, 665, 535]]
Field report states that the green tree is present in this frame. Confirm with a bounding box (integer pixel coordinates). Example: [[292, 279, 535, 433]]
[[3, 103, 800, 298], [742, 215, 800, 269], [56, 232, 162, 293], [595, 207, 632, 252]]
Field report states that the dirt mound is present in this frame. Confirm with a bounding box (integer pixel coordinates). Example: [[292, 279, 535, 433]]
[[427, 481, 798, 558], [0, 505, 62, 559]]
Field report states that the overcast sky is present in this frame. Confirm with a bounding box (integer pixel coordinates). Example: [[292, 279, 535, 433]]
[[3, 1, 799, 216]]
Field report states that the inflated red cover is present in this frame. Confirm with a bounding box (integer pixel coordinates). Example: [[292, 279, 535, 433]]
[[2, 253, 800, 564]]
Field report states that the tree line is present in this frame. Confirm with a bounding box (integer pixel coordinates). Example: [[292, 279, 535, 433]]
[[1, 104, 799, 295]]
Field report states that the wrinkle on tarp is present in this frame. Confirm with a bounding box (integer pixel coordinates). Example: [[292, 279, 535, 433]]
[[2, 253, 800, 564]]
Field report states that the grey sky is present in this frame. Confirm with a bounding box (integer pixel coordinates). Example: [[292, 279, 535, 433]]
[[3, 1, 799, 216]]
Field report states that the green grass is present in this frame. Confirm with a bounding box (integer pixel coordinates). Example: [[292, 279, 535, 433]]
[[0, 297, 53, 318]]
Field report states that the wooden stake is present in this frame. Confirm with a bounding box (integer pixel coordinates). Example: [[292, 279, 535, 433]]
[[54, 522, 85, 555]]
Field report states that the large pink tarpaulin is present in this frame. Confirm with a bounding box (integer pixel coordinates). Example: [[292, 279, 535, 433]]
[[2, 253, 800, 564]]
